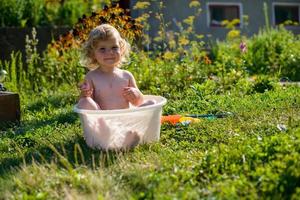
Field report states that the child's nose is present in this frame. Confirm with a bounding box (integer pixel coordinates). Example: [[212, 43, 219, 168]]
[[106, 49, 114, 53]]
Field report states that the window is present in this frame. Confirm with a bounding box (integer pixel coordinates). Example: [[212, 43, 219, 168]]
[[208, 4, 242, 27], [273, 3, 300, 26]]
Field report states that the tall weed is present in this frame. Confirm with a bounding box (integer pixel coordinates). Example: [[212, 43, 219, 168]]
[[0, 51, 23, 92], [25, 27, 41, 91]]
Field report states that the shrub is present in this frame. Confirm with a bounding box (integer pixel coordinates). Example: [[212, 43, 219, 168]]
[[211, 27, 300, 81], [0, 0, 111, 27], [246, 27, 300, 81]]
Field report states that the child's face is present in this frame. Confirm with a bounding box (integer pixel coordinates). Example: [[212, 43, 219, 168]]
[[93, 36, 122, 69]]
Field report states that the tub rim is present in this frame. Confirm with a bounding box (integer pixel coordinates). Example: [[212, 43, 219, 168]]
[[74, 95, 167, 115]]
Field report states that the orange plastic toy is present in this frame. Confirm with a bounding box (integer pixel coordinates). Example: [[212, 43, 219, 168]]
[[161, 115, 201, 125], [161, 112, 232, 125], [161, 115, 182, 125]]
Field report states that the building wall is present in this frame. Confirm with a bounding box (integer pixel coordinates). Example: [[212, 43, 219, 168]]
[[130, 0, 300, 42], [0, 27, 69, 61]]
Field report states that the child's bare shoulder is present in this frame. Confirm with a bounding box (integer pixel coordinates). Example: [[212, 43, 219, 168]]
[[119, 69, 133, 78], [85, 69, 101, 80]]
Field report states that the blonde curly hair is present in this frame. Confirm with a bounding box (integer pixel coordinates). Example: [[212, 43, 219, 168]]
[[80, 24, 131, 70]]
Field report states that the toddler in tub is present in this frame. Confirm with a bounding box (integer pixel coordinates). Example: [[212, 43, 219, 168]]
[[77, 24, 154, 150]]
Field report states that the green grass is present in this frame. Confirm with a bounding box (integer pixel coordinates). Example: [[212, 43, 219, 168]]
[[0, 84, 300, 199]]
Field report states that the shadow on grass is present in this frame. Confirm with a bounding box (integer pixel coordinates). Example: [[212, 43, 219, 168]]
[[0, 116, 127, 177], [0, 134, 125, 177], [1, 110, 78, 139], [26, 93, 77, 113], [1, 93, 78, 137], [0, 104, 134, 179], [23, 110, 78, 130]]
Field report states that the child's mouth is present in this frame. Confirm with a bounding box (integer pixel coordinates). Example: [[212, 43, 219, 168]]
[[104, 58, 115, 61]]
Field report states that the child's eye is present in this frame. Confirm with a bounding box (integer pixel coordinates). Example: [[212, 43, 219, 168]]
[[98, 48, 106, 53], [112, 47, 120, 51]]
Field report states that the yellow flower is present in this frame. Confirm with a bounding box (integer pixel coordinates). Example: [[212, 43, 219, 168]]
[[183, 16, 195, 26], [223, 19, 240, 28], [232, 19, 240, 26], [221, 20, 229, 26], [189, 1, 200, 8], [178, 37, 189, 46], [133, 2, 151, 10], [168, 40, 176, 49], [186, 27, 193, 33], [135, 13, 150, 23], [154, 36, 162, 42], [163, 51, 177, 60], [196, 34, 204, 39], [227, 30, 240, 40]]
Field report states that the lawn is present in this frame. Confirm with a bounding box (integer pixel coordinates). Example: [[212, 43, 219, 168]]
[[0, 83, 299, 199]]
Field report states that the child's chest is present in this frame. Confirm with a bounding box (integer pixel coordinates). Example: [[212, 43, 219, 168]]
[[93, 76, 129, 97]]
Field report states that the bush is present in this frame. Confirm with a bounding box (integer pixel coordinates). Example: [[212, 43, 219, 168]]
[[211, 27, 300, 81], [0, 0, 110, 27], [246, 27, 300, 81]]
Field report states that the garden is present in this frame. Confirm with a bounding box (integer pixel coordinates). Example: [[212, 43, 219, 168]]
[[0, 1, 300, 199]]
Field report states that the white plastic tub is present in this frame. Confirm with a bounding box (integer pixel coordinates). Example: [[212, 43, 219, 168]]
[[74, 95, 167, 150]]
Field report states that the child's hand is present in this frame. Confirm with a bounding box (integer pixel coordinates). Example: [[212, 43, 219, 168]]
[[78, 81, 93, 97], [122, 87, 142, 105]]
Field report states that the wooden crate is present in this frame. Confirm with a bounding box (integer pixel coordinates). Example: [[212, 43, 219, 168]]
[[0, 92, 20, 123]]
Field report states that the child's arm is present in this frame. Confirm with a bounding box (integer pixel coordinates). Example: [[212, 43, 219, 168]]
[[77, 78, 101, 110], [122, 72, 144, 106], [79, 79, 94, 99]]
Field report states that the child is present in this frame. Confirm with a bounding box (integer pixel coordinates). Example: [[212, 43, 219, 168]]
[[77, 24, 154, 150]]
